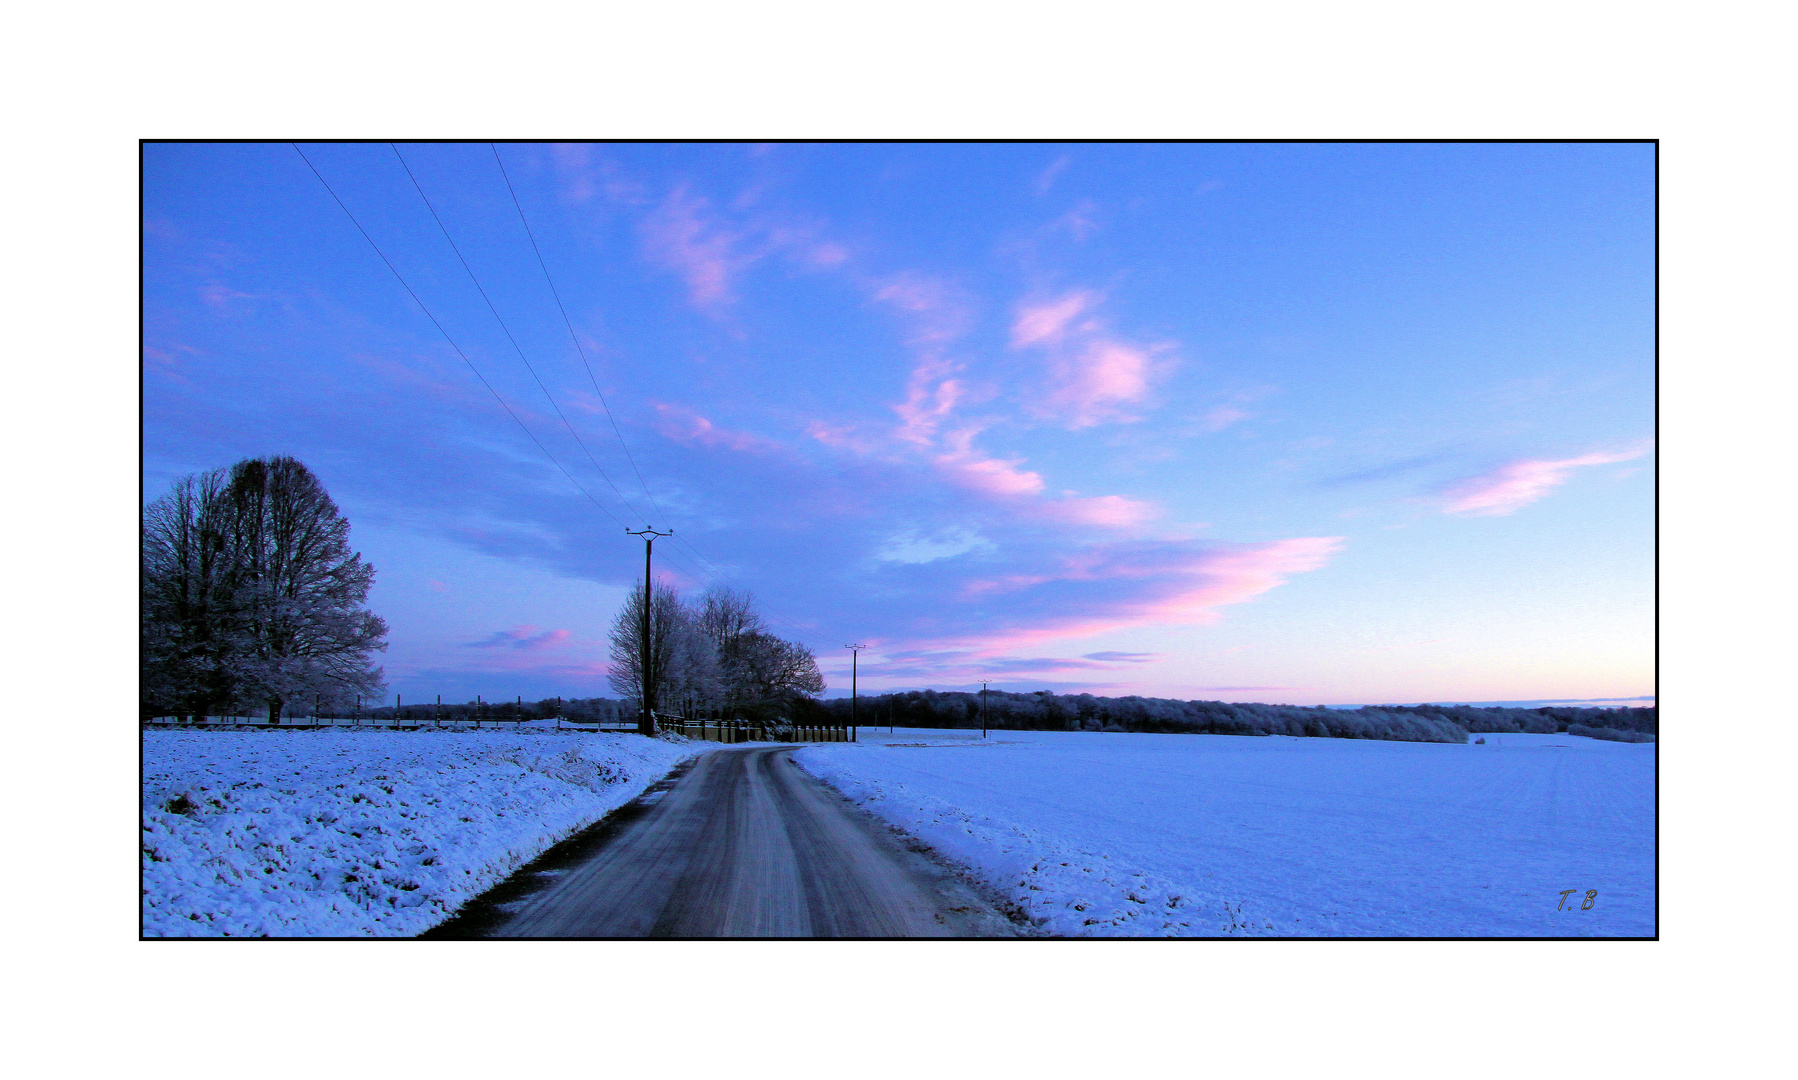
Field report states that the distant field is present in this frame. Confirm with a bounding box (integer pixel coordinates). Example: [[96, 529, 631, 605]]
[[796, 728, 1655, 937]]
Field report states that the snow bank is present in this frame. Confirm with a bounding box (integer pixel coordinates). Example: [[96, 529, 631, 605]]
[[796, 728, 1654, 937], [142, 728, 701, 937]]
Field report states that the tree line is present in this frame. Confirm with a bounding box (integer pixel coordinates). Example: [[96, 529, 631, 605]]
[[142, 457, 389, 724], [353, 697, 629, 722], [820, 689, 1657, 744]]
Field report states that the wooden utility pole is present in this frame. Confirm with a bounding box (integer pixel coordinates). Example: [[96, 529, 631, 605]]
[[846, 644, 866, 743], [626, 527, 674, 736], [981, 682, 988, 739]]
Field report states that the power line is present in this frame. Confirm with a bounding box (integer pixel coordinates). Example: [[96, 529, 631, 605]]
[[388, 144, 653, 527], [482, 145, 832, 652], [292, 144, 630, 532], [313, 145, 843, 662], [489, 144, 668, 529], [667, 535, 833, 647], [650, 542, 837, 654]]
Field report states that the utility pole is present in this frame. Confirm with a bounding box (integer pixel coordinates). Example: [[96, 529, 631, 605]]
[[627, 527, 674, 736], [846, 644, 866, 743], [981, 682, 988, 739]]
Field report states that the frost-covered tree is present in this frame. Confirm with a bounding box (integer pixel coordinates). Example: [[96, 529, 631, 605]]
[[694, 585, 823, 711], [607, 582, 823, 728], [697, 585, 763, 702], [141, 457, 387, 723], [607, 580, 696, 731], [142, 467, 236, 721], [732, 632, 825, 707]]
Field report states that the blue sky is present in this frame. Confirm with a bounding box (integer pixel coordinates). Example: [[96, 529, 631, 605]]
[[143, 141, 1653, 706]]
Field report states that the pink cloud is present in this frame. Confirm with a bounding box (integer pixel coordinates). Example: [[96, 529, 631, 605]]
[[805, 420, 880, 453], [948, 536, 1345, 654], [893, 366, 965, 446], [869, 274, 982, 448], [808, 242, 850, 268], [1033, 155, 1071, 195], [1031, 494, 1160, 528], [144, 342, 200, 368], [652, 402, 788, 456], [935, 444, 1045, 498], [874, 274, 971, 345], [1048, 341, 1155, 428], [641, 186, 742, 313], [1010, 291, 1171, 428], [1011, 291, 1098, 349], [1053, 200, 1101, 241], [1201, 406, 1249, 432], [1439, 445, 1652, 516], [198, 284, 258, 311]]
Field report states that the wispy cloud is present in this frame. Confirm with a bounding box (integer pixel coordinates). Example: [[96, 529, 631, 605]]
[[1437, 444, 1652, 516], [875, 526, 993, 565], [1051, 200, 1101, 241], [1200, 406, 1249, 432], [653, 402, 790, 456], [934, 431, 1045, 497], [1033, 155, 1071, 195], [198, 284, 260, 311], [638, 183, 844, 316], [1010, 290, 1097, 349], [946, 535, 1346, 654], [465, 626, 572, 651], [860, 650, 1155, 681], [1011, 291, 1172, 429], [874, 274, 972, 345], [875, 274, 979, 448], [1031, 494, 1160, 528], [1317, 452, 1454, 489], [640, 185, 742, 313], [1047, 341, 1158, 428]]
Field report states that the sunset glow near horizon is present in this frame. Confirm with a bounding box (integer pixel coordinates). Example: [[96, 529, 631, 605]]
[[143, 142, 1653, 707]]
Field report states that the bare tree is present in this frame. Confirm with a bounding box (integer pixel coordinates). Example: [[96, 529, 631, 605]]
[[606, 581, 697, 725], [735, 632, 826, 706], [142, 467, 235, 720], [690, 585, 825, 713], [668, 615, 722, 719], [603, 581, 822, 731]]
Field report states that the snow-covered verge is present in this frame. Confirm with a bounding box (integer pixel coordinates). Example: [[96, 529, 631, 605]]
[[142, 728, 702, 937], [795, 728, 1655, 938]]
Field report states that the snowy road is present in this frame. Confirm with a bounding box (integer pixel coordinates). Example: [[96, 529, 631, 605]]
[[488, 746, 1020, 937]]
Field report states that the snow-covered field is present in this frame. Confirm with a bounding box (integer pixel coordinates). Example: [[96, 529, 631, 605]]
[[142, 726, 700, 937], [795, 728, 1655, 937]]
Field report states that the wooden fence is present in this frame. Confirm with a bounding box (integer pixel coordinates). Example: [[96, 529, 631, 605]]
[[564, 716, 854, 743]]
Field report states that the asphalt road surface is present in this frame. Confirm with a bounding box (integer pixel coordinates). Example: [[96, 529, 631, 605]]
[[490, 745, 1021, 938]]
